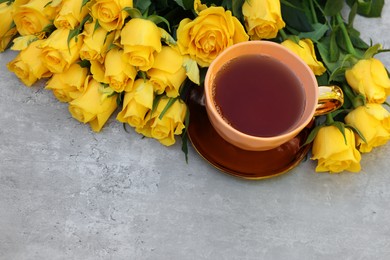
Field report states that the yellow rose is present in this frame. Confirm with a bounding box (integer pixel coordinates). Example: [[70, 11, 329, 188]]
[[90, 0, 133, 31], [311, 126, 361, 173], [54, 0, 90, 29], [242, 0, 285, 40], [90, 48, 137, 93], [345, 58, 390, 104], [0, 2, 18, 52], [116, 79, 154, 128], [7, 39, 51, 86], [193, 0, 207, 13], [80, 20, 116, 63], [136, 97, 187, 146], [12, 0, 56, 36], [147, 46, 187, 97], [120, 18, 162, 71], [68, 77, 118, 132], [11, 35, 39, 51], [345, 104, 390, 153], [281, 39, 326, 76], [177, 6, 248, 67], [40, 28, 83, 73], [45, 63, 89, 102]]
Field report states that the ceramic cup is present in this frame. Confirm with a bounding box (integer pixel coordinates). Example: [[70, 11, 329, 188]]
[[204, 41, 344, 151]]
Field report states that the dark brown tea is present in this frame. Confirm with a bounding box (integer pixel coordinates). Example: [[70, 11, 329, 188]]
[[213, 54, 305, 137]]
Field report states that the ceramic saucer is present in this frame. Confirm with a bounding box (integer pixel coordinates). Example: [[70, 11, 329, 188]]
[[186, 87, 313, 180]]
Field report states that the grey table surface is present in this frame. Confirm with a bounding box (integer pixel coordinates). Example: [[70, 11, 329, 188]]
[[1, 5, 390, 260]]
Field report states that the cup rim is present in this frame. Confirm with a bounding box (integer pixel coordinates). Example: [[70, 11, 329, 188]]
[[204, 40, 318, 143]]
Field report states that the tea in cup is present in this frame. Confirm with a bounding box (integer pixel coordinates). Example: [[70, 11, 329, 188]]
[[204, 41, 343, 151]]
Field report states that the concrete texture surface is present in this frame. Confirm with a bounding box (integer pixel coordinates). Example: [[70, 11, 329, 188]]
[[1, 5, 390, 260]]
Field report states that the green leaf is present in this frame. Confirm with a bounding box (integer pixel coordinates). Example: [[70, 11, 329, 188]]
[[151, 94, 163, 116], [348, 27, 370, 50], [329, 66, 346, 82], [93, 19, 100, 33], [231, 0, 245, 22], [301, 124, 323, 147], [67, 28, 80, 48], [333, 121, 347, 144], [116, 92, 123, 107], [316, 73, 329, 86], [346, 124, 367, 144], [221, 0, 232, 10], [77, 60, 91, 68], [363, 43, 382, 59], [156, 0, 169, 9], [174, 0, 194, 10], [181, 106, 191, 163], [281, 1, 314, 32], [317, 38, 341, 73], [159, 97, 178, 120], [346, 0, 384, 17], [133, 0, 152, 14], [331, 108, 349, 119], [67, 14, 92, 48], [123, 7, 143, 18], [81, 0, 89, 11], [348, 1, 358, 27], [324, 0, 344, 16], [298, 23, 329, 41], [147, 14, 170, 30], [44, 1, 52, 7], [329, 29, 340, 62]]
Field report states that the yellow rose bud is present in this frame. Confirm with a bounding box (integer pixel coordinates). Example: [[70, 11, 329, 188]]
[[147, 46, 187, 97], [12, 0, 56, 36], [177, 6, 248, 67], [281, 39, 326, 76], [345, 58, 390, 104], [40, 28, 83, 73], [120, 18, 162, 71], [97, 48, 138, 93], [80, 21, 116, 63], [311, 126, 361, 173], [54, 0, 90, 30], [117, 79, 154, 128], [7, 39, 51, 86], [242, 0, 285, 40], [0, 2, 18, 52], [11, 35, 39, 51], [90, 60, 107, 84], [90, 0, 133, 31], [68, 77, 118, 132], [345, 104, 390, 153], [45, 63, 89, 102], [136, 97, 187, 146]]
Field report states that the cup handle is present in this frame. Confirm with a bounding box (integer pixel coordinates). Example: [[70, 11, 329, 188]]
[[314, 86, 344, 117]]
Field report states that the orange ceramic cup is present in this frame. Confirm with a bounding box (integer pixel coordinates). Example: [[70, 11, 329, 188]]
[[204, 41, 343, 151]]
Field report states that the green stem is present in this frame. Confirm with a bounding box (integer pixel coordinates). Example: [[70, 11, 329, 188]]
[[341, 84, 356, 103], [326, 113, 334, 125], [279, 29, 288, 41], [336, 13, 357, 57], [309, 0, 318, 23]]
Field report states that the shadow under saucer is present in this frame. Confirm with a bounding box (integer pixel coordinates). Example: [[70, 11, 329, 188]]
[[186, 87, 313, 180]]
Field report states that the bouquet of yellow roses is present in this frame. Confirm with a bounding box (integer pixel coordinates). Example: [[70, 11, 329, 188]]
[[1, 0, 389, 174]]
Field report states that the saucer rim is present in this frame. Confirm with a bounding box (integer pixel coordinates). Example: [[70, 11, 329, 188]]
[[188, 130, 312, 180], [186, 95, 313, 180]]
